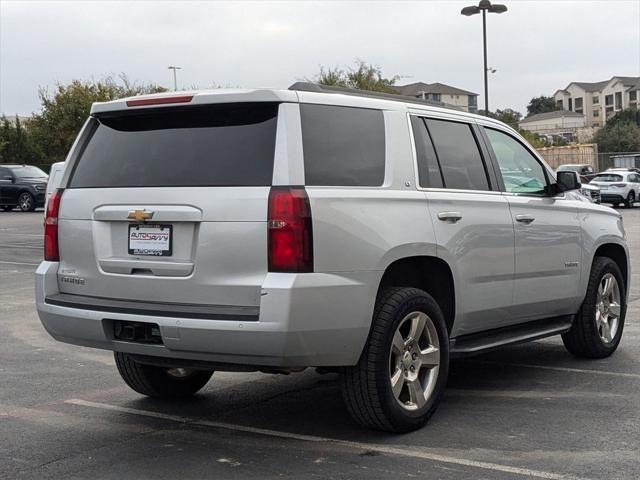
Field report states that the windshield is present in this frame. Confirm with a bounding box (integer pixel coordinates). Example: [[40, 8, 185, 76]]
[[592, 174, 623, 182], [11, 166, 48, 179]]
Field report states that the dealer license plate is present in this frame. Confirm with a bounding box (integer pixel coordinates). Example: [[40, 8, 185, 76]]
[[128, 224, 172, 256]]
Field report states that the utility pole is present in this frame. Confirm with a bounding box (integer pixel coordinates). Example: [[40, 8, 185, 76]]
[[167, 66, 182, 91]]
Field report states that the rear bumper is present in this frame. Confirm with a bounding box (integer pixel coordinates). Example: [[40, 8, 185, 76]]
[[600, 194, 624, 204], [35, 262, 379, 367]]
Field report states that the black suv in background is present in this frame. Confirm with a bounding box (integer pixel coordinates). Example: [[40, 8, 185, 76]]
[[0, 165, 48, 212]]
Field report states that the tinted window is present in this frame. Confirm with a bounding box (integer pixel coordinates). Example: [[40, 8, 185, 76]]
[[485, 128, 548, 195], [425, 119, 490, 191], [301, 104, 385, 186], [10, 166, 48, 179], [593, 174, 623, 182], [0, 167, 11, 180], [410, 116, 443, 188], [69, 103, 279, 188]]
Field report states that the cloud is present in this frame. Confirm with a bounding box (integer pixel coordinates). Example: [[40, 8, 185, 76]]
[[1, 0, 638, 115]]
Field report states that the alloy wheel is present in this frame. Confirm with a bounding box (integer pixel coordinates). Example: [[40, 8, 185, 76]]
[[389, 311, 440, 411], [595, 273, 621, 344], [18, 193, 32, 211]]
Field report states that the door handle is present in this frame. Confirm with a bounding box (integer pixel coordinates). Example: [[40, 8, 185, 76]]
[[437, 211, 463, 223], [515, 214, 535, 224]]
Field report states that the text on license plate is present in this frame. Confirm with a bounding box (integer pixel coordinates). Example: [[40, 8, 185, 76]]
[[128, 224, 172, 256]]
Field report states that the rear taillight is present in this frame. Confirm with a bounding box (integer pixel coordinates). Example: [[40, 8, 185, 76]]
[[268, 187, 313, 273], [44, 189, 63, 261], [612, 183, 627, 188]]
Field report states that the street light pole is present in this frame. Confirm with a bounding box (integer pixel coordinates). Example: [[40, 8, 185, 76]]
[[461, 0, 507, 115], [167, 66, 182, 91], [482, 8, 488, 114]]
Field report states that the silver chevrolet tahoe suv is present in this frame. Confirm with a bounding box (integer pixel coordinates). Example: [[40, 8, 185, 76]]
[[36, 84, 629, 432]]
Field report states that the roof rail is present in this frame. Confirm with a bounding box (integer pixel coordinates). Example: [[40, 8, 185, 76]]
[[288, 82, 463, 111]]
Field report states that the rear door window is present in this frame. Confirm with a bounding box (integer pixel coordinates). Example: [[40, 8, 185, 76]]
[[410, 116, 443, 188], [301, 104, 385, 186], [425, 119, 490, 191], [69, 103, 279, 188]]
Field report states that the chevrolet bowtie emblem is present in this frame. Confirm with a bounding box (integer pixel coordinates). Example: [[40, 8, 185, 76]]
[[127, 209, 154, 222]]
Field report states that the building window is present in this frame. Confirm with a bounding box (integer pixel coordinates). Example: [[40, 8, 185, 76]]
[[556, 99, 563, 109], [605, 94, 613, 106], [568, 98, 573, 111], [592, 95, 599, 104], [630, 91, 638, 101], [593, 110, 600, 117], [429, 93, 441, 102], [615, 92, 622, 109]]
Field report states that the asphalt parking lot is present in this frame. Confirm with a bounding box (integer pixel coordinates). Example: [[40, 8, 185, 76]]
[[1, 209, 639, 480]]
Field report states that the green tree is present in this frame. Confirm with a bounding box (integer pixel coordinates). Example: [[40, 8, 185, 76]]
[[0, 115, 39, 164], [594, 121, 640, 152], [28, 75, 167, 164], [526, 96, 558, 117], [482, 108, 522, 128], [316, 60, 399, 93], [603, 108, 640, 129]]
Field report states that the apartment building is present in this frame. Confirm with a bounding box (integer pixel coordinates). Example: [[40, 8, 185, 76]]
[[394, 82, 479, 113], [553, 76, 640, 127]]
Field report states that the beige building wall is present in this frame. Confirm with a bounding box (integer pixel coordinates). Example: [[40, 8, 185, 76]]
[[441, 93, 471, 111], [536, 144, 598, 170]]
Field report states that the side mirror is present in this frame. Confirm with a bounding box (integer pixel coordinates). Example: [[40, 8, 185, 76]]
[[556, 171, 581, 193]]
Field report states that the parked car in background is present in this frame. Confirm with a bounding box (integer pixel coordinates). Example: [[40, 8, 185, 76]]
[[554, 169, 601, 204], [36, 87, 629, 433], [0, 164, 48, 212], [590, 171, 640, 208], [578, 175, 601, 203], [556, 164, 598, 182], [607, 167, 640, 174], [45, 162, 66, 212]]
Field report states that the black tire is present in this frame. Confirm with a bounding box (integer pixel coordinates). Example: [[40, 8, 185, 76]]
[[114, 352, 213, 398], [562, 257, 626, 359], [18, 192, 35, 212], [625, 191, 635, 208], [612, 203, 620, 208], [340, 287, 449, 433]]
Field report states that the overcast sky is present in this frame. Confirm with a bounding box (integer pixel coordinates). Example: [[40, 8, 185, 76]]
[[1, 0, 639, 116]]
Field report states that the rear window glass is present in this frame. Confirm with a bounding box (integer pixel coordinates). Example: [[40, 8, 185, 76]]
[[301, 104, 385, 186], [69, 103, 279, 188], [593, 174, 623, 182]]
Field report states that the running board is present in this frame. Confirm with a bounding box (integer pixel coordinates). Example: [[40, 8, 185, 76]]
[[450, 315, 574, 358]]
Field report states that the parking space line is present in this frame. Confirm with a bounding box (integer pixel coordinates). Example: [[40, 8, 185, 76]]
[[475, 361, 640, 379], [0, 260, 39, 266], [66, 399, 585, 480], [0, 244, 42, 249]]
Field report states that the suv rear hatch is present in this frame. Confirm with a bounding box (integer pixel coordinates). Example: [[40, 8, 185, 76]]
[[56, 101, 279, 310]]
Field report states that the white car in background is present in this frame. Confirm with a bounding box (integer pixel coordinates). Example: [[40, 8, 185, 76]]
[[45, 162, 65, 212], [556, 170, 601, 204], [590, 170, 640, 208]]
